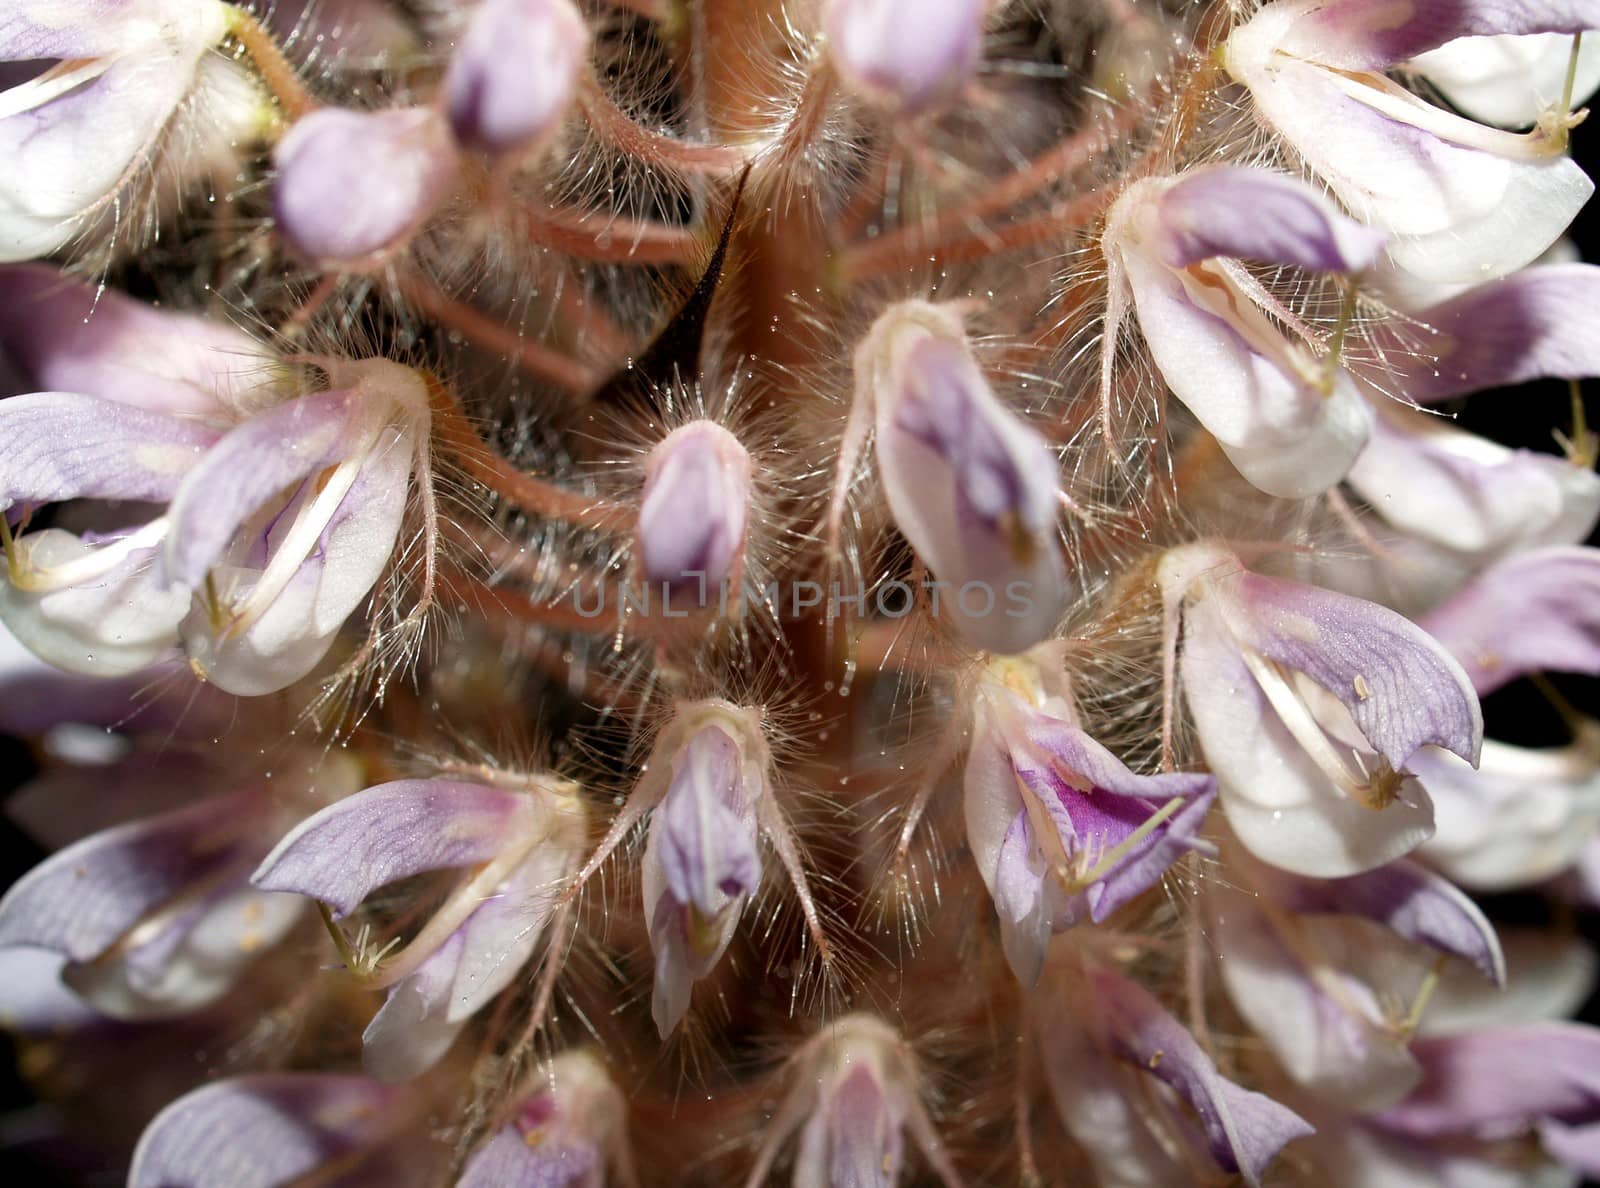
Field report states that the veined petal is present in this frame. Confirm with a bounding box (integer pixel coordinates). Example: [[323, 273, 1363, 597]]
[[0, 391, 219, 511], [1152, 165, 1386, 272], [160, 388, 368, 591], [1180, 588, 1438, 876], [654, 723, 761, 917], [456, 1126, 597, 1188], [0, 785, 263, 963], [1416, 736, 1600, 891], [1345, 401, 1600, 555], [361, 929, 468, 1083], [1379, 265, 1600, 403], [128, 1074, 397, 1188], [251, 780, 543, 917], [0, 948, 97, 1033], [180, 421, 415, 696], [272, 106, 458, 266], [0, 264, 279, 416], [1422, 547, 1600, 695], [456, 1051, 628, 1188], [1410, 32, 1600, 129], [1223, 571, 1482, 769], [1227, 15, 1594, 282], [1090, 966, 1315, 1182]]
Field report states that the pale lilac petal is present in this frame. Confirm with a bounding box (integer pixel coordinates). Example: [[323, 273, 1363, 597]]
[[0, 391, 219, 511], [990, 812, 1053, 985], [180, 422, 415, 695], [456, 1125, 598, 1188], [822, 0, 985, 114], [0, 264, 277, 416], [160, 388, 365, 590], [0, 0, 223, 61], [1417, 737, 1600, 892], [866, 307, 1066, 653], [1539, 1120, 1600, 1176], [637, 421, 751, 598], [1226, 14, 1594, 283], [1115, 242, 1372, 498], [273, 106, 458, 265], [1378, 1024, 1600, 1146], [1037, 1008, 1195, 1187], [0, 948, 97, 1033], [1272, 859, 1504, 983], [1345, 401, 1600, 555], [1381, 265, 1600, 403], [1422, 931, 1596, 1037], [1269, 0, 1600, 70], [64, 884, 304, 1020], [1422, 547, 1600, 696], [1091, 967, 1315, 1181], [1153, 166, 1386, 272], [251, 780, 539, 917], [1228, 571, 1482, 768], [0, 532, 189, 676], [0, 787, 262, 963], [0, 48, 198, 262], [128, 1074, 397, 1188], [1211, 890, 1425, 1110], [655, 724, 760, 916], [362, 929, 468, 1083], [1410, 32, 1600, 129], [797, 1064, 905, 1188], [443, 0, 587, 156], [1180, 590, 1438, 877]]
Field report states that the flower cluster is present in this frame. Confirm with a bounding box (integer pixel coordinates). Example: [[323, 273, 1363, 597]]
[[2, 0, 1600, 1185]]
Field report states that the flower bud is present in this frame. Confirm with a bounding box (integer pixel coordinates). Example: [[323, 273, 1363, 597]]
[[636, 420, 752, 604], [857, 300, 1066, 654], [822, 0, 985, 116], [444, 0, 589, 157], [272, 106, 458, 266]]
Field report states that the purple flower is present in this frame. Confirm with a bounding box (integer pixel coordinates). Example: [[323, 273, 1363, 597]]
[[1224, 0, 1597, 281], [444, 0, 589, 157], [855, 300, 1066, 654], [964, 652, 1215, 984], [1101, 165, 1383, 497], [0, 0, 258, 261], [822, 0, 985, 115], [1209, 850, 1503, 1111], [1043, 966, 1313, 1186], [0, 356, 432, 694], [636, 420, 752, 604], [457, 1051, 632, 1188], [273, 106, 459, 266], [1165, 545, 1482, 877], [1421, 546, 1600, 696], [748, 1014, 961, 1188], [128, 1073, 402, 1188], [644, 721, 762, 1036], [252, 776, 586, 1080], [0, 782, 313, 1020]]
